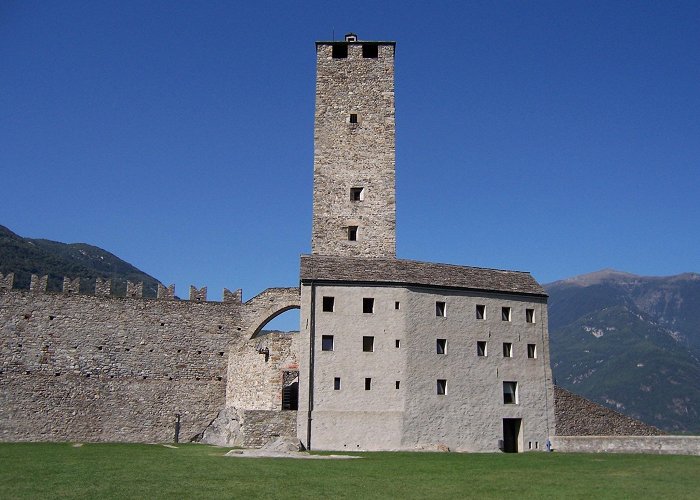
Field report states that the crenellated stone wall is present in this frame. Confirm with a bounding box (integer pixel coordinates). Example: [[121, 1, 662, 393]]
[[0, 278, 300, 445]]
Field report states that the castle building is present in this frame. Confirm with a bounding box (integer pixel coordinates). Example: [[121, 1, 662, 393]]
[[297, 34, 555, 452], [0, 34, 559, 453]]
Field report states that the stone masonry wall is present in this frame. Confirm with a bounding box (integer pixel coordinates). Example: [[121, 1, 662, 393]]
[[554, 385, 663, 436], [311, 41, 396, 258], [0, 283, 300, 445]]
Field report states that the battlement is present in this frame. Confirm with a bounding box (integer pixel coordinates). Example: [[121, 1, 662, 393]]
[[0, 272, 243, 304]]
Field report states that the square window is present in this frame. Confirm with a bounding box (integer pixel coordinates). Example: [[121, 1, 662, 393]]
[[437, 379, 447, 395], [526, 308, 535, 323], [363, 336, 374, 352], [334, 377, 341, 390], [362, 43, 378, 58], [436, 301, 446, 317], [350, 187, 364, 201], [476, 304, 485, 320], [321, 335, 334, 351], [395, 380, 400, 389], [436, 338, 447, 355], [395, 301, 400, 310], [349, 113, 358, 124], [332, 44, 348, 58], [503, 342, 512, 358], [363, 297, 374, 314], [322, 296, 335, 312], [502, 307, 511, 322], [477, 341, 487, 357], [348, 226, 358, 241], [503, 381, 518, 404], [527, 344, 537, 359], [365, 377, 372, 390], [395, 339, 401, 348]]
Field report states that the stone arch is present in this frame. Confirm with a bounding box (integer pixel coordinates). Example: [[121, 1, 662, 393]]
[[240, 287, 301, 339]]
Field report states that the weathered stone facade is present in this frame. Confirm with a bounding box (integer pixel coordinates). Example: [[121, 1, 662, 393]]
[[311, 38, 396, 258], [0, 279, 300, 444]]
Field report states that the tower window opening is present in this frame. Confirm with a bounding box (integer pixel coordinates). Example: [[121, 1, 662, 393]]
[[437, 379, 447, 395], [363, 297, 374, 314], [332, 44, 348, 58], [363, 336, 375, 352], [348, 226, 358, 241], [436, 301, 446, 317], [477, 341, 487, 357], [365, 377, 372, 390], [350, 187, 364, 201], [362, 44, 379, 58], [349, 113, 358, 124]]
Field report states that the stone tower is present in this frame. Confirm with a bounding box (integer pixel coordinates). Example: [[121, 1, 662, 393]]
[[311, 33, 396, 258]]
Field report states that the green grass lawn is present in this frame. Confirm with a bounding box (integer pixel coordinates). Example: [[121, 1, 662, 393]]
[[0, 443, 698, 499]]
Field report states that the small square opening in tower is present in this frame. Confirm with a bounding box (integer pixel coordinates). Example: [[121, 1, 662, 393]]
[[365, 377, 372, 390], [476, 304, 485, 319], [349, 113, 358, 124], [350, 187, 364, 201], [363, 297, 374, 313], [363, 336, 374, 352], [348, 226, 358, 241], [477, 341, 487, 357], [437, 379, 447, 395], [362, 44, 378, 58], [334, 377, 341, 390], [332, 44, 348, 58]]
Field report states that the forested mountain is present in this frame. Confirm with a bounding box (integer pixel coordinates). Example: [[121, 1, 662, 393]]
[[546, 270, 700, 433], [0, 225, 161, 297]]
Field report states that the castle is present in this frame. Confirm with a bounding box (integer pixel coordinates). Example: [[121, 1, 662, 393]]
[[1, 34, 557, 452]]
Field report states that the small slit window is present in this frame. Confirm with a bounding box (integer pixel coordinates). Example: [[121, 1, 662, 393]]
[[363, 297, 374, 314], [348, 226, 358, 241], [365, 377, 372, 390], [476, 304, 485, 320], [362, 44, 378, 58], [334, 377, 341, 390], [322, 296, 335, 312], [321, 335, 334, 351], [395, 380, 400, 389], [395, 339, 401, 348], [502, 307, 511, 322], [437, 379, 447, 395], [395, 301, 400, 310], [350, 187, 364, 201], [363, 336, 374, 352], [436, 339, 447, 355], [332, 44, 348, 58], [526, 308, 535, 323], [436, 301, 446, 317], [477, 341, 487, 357]]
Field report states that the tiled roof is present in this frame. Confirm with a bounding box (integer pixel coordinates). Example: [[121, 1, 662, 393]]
[[300, 255, 546, 296]]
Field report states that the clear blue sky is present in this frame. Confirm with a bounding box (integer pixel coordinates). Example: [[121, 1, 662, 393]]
[[2, 1, 699, 330]]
